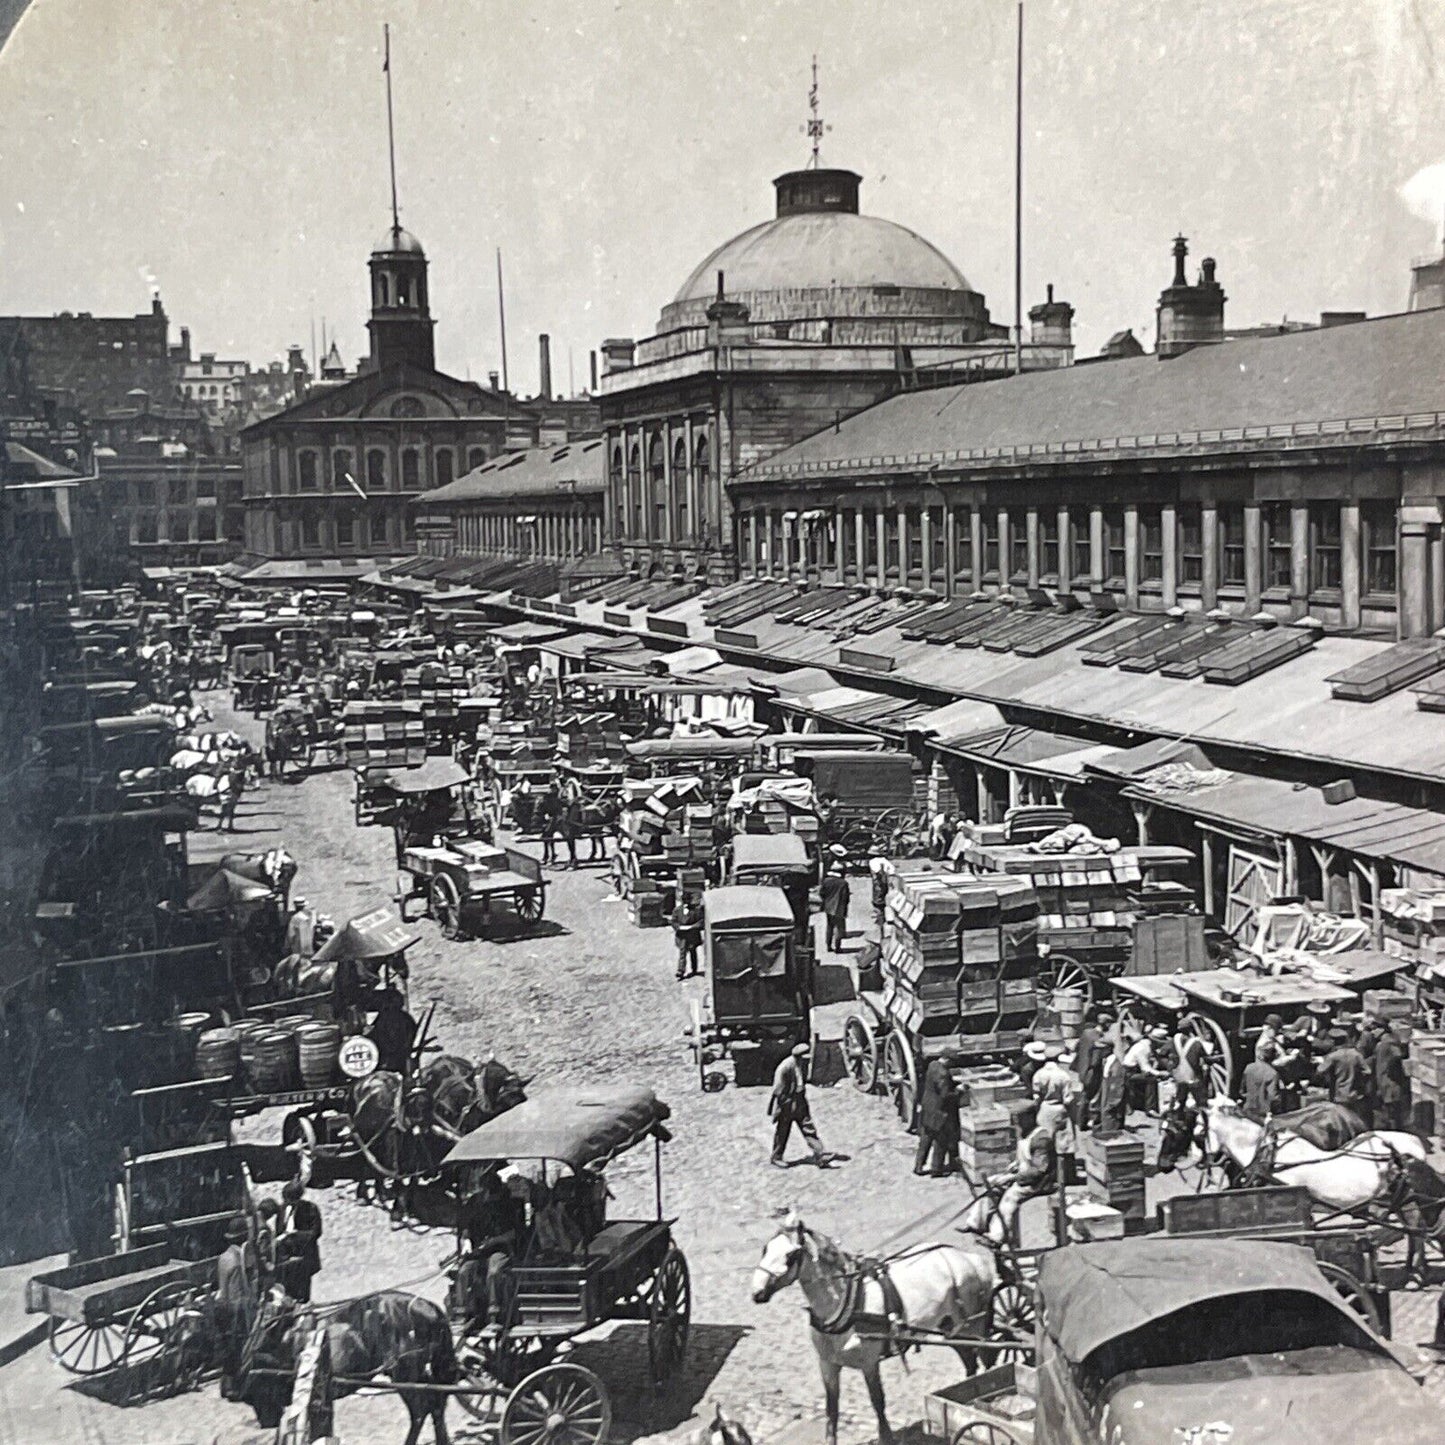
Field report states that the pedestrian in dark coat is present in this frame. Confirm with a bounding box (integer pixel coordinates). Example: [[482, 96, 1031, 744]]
[[1318, 1029, 1374, 1126], [274, 1179, 323, 1302], [914, 1057, 961, 1176], [1374, 1026, 1410, 1131], [670, 894, 704, 980], [819, 867, 850, 953], [1096, 1049, 1128, 1134], [769, 1043, 830, 1167]]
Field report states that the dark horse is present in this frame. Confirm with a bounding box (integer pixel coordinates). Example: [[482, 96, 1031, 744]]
[[239, 1289, 457, 1442], [557, 795, 621, 867]]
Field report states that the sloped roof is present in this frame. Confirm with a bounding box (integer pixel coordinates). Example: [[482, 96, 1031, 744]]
[[740, 305, 1445, 481], [421, 439, 604, 504]]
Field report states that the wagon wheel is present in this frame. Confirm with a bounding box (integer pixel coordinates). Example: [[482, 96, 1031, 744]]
[[1036, 953, 1094, 1012], [883, 1033, 919, 1130], [282, 1110, 319, 1182], [49, 1315, 128, 1376], [1178, 1010, 1233, 1098], [1316, 1261, 1384, 1336], [429, 873, 465, 941], [952, 1425, 1022, 1445], [647, 1245, 691, 1383], [454, 1334, 558, 1419], [842, 1013, 879, 1094], [689, 999, 714, 1091], [501, 1361, 611, 1445], [119, 1280, 208, 1403], [515, 885, 545, 923], [988, 1278, 1036, 1363]]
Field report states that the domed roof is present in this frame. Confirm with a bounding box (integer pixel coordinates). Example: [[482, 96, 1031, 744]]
[[673, 211, 971, 304], [372, 224, 426, 257]]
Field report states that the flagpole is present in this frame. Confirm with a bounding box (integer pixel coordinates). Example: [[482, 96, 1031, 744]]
[[384, 23, 400, 232], [496, 248, 510, 395], [1013, 0, 1024, 378]]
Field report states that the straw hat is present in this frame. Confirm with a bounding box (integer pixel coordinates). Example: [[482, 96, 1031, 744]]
[[1022, 1041, 1049, 1061]]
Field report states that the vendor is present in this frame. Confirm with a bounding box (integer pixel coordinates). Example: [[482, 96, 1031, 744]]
[[367, 987, 418, 1075], [990, 1114, 1062, 1242], [1122, 1025, 1171, 1118]]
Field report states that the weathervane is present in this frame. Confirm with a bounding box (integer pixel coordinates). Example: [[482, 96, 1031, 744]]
[[801, 54, 830, 169]]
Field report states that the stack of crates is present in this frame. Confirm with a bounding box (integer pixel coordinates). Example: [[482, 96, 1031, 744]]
[[1084, 1132, 1146, 1225], [958, 1104, 1015, 1184], [1406, 1032, 1445, 1137], [341, 701, 426, 768], [1381, 890, 1445, 1016], [629, 882, 669, 929]]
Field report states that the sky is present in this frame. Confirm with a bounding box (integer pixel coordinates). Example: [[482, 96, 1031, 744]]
[[2, 0, 1444, 392]]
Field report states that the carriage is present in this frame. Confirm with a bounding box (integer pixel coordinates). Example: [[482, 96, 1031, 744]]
[[791, 748, 923, 863], [399, 839, 547, 939], [440, 1084, 691, 1438], [687, 884, 814, 1088], [1106, 949, 1413, 1095]]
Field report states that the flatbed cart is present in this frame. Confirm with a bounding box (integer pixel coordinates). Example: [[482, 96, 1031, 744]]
[[399, 841, 546, 939], [26, 1246, 217, 1399]]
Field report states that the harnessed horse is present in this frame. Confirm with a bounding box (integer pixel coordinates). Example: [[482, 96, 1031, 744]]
[[751, 1214, 997, 1445]]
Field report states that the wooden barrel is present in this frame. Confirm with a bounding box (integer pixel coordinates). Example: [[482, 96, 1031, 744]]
[[250, 1030, 298, 1093], [195, 1027, 240, 1081], [297, 1022, 341, 1089]]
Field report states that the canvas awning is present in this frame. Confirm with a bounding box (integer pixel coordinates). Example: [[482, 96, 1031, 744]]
[[442, 1086, 671, 1171], [382, 757, 470, 794], [905, 696, 1009, 746], [186, 869, 274, 911], [311, 905, 419, 961]]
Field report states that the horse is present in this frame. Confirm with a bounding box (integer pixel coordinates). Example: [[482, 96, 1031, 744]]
[[238, 1289, 457, 1442], [558, 796, 620, 867], [1204, 1096, 1427, 1211], [751, 1213, 998, 1445]]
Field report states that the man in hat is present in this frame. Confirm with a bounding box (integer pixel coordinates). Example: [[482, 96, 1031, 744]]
[[284, 897, 315, 959], [1318, 1027, 1373, 1126], [1374, 1023, 1411, 1132], [1018, 1039, 1049, 1095], [914, 1055, 961, 1177], [1240, 1040, 1282, 1124], [868, 855, 889, 938], [769, 1043, 831, 1168], [1122, 1026, 1170, 1119], [670, 891, 704, 980], [1031, 1046, 1079, 1138], [1171, 1025, 1212, 1111], [215, 1215, 259, 1398], [990, 1112, 1062, 1242], [1255, 1013, 1285, 1062], [1073, 1007, 1112, 1129], [819, 863, 851, 954], [367, 987, 418, 1075], [274, 1179, 323, 1303]]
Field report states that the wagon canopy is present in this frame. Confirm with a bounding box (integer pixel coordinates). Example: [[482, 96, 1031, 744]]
[[384, 757, 470, 794], [794, 750, 914, 806], [186, 868, 274, 910], [731, 833, 813, 874], [312, 905, 419, 962], [627, 737, 757, 762], [442, 1086, 671, 1171], [1037, 1238, 1375, 1365], [705, 885, 795, 931]]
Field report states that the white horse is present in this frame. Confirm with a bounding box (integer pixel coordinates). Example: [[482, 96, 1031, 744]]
[[750, 1214, 997, 1445], [1205, 1096, 1426, 1211]]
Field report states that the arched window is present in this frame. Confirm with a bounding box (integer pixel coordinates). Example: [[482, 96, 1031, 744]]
[[626, 443, 642, 540], [369, 510, 388, 546], [336, 510, 355, 547], [435, 449, 454, 489], [648, 434, 667, 541], [402, 449, 420, 489], [378, 273, 390, 306], [331, 449, 351, 491], [367, 449, 386, 491], [693, 430, 712, 547], [298, 450, 317, 491], [468, 447, 486, 472], [609, 446, 624, 534], [672, 437, 689, 541]]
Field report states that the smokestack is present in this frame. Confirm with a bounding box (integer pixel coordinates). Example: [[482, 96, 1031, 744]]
[[488, 370, 500, 391], [538, 334, 553, 401], [589, 350, 598, 392]]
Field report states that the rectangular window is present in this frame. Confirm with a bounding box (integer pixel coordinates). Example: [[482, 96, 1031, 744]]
[[1310, 502, 1341, 592], [906, 510, 924, 580], [170, 515, 190, 543], [435, 449, 454, 489], [336, 511, 355, 547], [1039, 512, 1059, 580], [168, 476, 188, 505], [1009, 510, 1029, 579], [1262, 502, 1292, 590], [136, 512, 157, 545], [301, 512, 319, 548], [1070, 508, 1092, 582], [1178, 505, 1203, 584], [196, 511, 216, 542], [298, 451, 317, 491], [134, 479, 155, 505], [928, 506, 946, 579], [954, 509, 974, 585], [194, 473, 216, 498], [1139, 508, 1164, 583], [1219, 505, 1246, 586], [1104, 510, 1126, 583], [883, 512, 900, 580], [402, 450, 420, 489], [370, 510, 389, 547], [332, 449, 352, 491], [1362, 500, 1397, 595], [981, 514, 999, 579]]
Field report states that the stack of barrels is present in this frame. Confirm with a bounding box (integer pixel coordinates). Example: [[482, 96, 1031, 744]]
[[183, 1013, 343, 1091]]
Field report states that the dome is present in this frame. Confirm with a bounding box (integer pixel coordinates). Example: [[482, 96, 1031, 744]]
[[673, 211, 972, 305], [372, 224, 426, 256]]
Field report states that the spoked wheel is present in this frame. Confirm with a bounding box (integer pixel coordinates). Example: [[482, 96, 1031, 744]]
[[648, 1245, 691, 1384], [1178, 1011, 1233, 1098], [49, 1315, 128, 1376], [883, 1033, 919, 1130], [515, 886, 545, 923], [429, 873, 465, 941], [952, 1424, 1023, 1445], [119, 1280, 208, 1403], [454, 1334, 558, 1420], [1038, 954, 1094, 1012], [988, 1279, 1036, 1362], [501, 1361, 611, 1445], [842, 1014, 879, 1094], [1316, 1261, 1384, 1336]]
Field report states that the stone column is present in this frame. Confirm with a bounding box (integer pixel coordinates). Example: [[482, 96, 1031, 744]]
[[969, 507, 983, 592], [682, 416, 695, 546], [781, 513, 794, 580], [1401, 518, 1431, 638], [1057, 506, 1072, 591], [1432, 528, 1445, 634], [997, 509, 1011, 587], [1244, 502, 1262, 613], [1123, 504, 1140, 608], [1290, 502, 1310, 618], [897, 506, 909, 587], [1161, 504, 1178, 608], [854, 509, 865, 581], [834, 503, 846, 581], [943, 503, 957, 596], [920, 507, 933, 591], [1340, 501, 1361, 630], [1090, 506, 1105, 591], [1027, 509, 1041, 588], [875, 509, 887, 588], [1201, 502, 1219, 609]]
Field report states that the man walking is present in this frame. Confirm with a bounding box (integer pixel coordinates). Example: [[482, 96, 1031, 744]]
[[819, 865, 850, 954], [769, 1042, 831, 1168], [1374, 1024, 1410, 1131], [914, 1055, 960, 1176], [1319, 1027, 1373, 1126], [1240, 1042, 1282, 1124], [215, 1216, 259, 1399], [670, 892, 704, 980]]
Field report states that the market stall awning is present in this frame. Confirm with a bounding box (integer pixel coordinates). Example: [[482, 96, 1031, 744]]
[[443, 1086, 671, 1170], [905, 696, 1009, 746], [661, 644, 724, 677], [751, 666, 840, 698], [490, 620, 571, 645], [312, 905, 419, 961], [944, 724, 1121, 780]]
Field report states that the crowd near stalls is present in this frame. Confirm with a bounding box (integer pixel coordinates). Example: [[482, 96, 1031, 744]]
[[4, 567, 1445, 1442]]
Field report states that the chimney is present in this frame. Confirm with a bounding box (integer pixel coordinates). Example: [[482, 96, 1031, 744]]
[[601, 338, 635, 374], [1156, 236, 1226, 358], [1028, 283, 1074, 350], [589, 349, 598, 392], [488, 370, 501, 391], [705, 271, 751, 349], [179, 326, 191, 361], [538, 334, 553, 401], [1320, 310, 1366, 328]]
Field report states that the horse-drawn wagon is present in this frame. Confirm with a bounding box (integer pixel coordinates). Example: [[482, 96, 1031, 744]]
[[400, 840, 547, 939], [792, 748, 923, 863], [687, 884, 814, 1088]]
